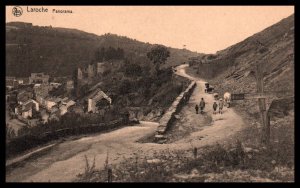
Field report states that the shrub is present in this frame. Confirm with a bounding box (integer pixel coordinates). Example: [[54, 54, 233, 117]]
[[124, 63, 142, 77]]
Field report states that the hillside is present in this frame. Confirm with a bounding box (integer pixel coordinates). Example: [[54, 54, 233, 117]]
[[5, 22, 194, 157], [188, 14, 294, 118], [6, 22, 202, 77], [181, 14, 294, 182]]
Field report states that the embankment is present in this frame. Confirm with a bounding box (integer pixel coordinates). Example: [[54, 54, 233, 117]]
[[155, 81, 196, 137]]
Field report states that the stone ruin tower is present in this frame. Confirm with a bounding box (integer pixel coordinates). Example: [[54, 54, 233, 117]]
[[87, 64, 95, 79], [77, 67, 83, 80]]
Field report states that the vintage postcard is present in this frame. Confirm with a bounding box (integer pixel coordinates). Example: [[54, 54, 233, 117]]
[[5, 5, 294, 182]]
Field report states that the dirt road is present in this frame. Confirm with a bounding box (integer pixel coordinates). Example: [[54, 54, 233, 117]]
[[168, 64, 245, 146], [6, 64, 245, 182], [6, 121, 162, 182]]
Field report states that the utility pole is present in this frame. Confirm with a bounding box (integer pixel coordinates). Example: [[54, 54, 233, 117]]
[[255, 62, 270, 145]]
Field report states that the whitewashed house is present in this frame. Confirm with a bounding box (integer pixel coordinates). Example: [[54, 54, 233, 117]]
[[45, 97, 58, 111], [87, 89, 112, 113], [60, 99, 76, 115]]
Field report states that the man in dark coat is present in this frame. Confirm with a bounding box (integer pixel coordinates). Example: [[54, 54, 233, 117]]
[[199, 98, 205, 114], [195, 104, 199, 114]]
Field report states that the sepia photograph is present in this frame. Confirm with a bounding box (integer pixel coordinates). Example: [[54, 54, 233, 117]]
[[5, 5, 294, 182]]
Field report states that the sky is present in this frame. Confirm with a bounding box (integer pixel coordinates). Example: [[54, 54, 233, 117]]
[[6, 6, 294, 54]]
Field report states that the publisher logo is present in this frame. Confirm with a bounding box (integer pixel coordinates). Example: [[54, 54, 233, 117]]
[[12, 6, 23, 17]]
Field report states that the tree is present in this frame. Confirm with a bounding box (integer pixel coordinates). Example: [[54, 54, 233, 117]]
[[124, 63, 142, 77], [95, 47, 105, 62], [79, 84, 90, 97], [118, 79, 132, 94], [116, 48, 125, 59], [147, 45, 170, 73], [72, 68, 78, 97], [105, 47, 117, 61], [95, 47, 125, 62]]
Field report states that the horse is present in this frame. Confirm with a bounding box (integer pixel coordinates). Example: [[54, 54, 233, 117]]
[[224, 92, 231, 108]]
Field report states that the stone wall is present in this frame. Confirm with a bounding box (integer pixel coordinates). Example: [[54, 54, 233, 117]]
[[155, 81, 196, 137]]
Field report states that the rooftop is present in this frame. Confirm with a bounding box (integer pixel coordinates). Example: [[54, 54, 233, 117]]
[[21, 102, 33, 112], [18, 95, 30, 103]]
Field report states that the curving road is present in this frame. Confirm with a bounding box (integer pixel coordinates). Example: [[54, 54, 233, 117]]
[[6, 64, 245, 182]]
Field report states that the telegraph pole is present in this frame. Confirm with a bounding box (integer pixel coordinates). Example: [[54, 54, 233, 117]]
[[255, 62, 270, 145], [255, 40, 270, 145], [232, 59, 270, 145]]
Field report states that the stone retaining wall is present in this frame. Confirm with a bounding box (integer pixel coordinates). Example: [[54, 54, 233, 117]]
[[155, 81, 196, 137]]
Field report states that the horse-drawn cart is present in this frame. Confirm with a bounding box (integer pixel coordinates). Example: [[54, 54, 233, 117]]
[[204, 82, 214, 93]]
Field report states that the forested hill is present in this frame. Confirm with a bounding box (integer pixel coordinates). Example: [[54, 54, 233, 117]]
[[6, 22, 202, 77]]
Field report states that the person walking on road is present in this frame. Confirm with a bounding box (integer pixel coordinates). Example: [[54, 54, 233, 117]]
[[195, 104, 199, 114], [219, 98, 224, 114], [213, 101, 218, 114], [199, 98, 205, 114]]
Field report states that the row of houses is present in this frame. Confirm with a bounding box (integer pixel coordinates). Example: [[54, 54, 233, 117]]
[[6, 73, 50, 90], [6, 77, 27, 90], [14, 94, 76, 123], [7, 71, 112, 125], [6, 74, 75, 124], [15, 99, 39, 119], [6, 72, 54, 87], [29, 73, 50, 84], [6, 73, 74, 92]]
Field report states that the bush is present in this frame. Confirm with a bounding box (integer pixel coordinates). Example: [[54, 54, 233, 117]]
[[118, 79, 132, 94], [124, 63, 142, 77], [102, 69, 111, 77]]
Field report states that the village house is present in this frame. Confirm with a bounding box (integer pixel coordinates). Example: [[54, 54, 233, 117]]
[[29, 73, 50, 84], [38, 97, 68, 123], [16, 79, 23, 85], [31, 99, 40, 111], [21, 106, 32, 119], [86, 88, 112, 113], [16, 77, 29, 85], [6, 76, 16, 82], [6, 76, 19, 90], [44, 97, 59, 111], [66, 80, 74, 91], [35, 95, 46, 107], [33, 83, 42, 89], [15, 100, 33, 119], [21, 78, 30, 85], [50, 82, 62, 88], [40, 109, 49, 124], [61, 97, 69, 105], [17, 89, 34, 105], [49, 106, 60, 122], [6, 91, 18, 106], [59, 98, 76, 115], [69, 105, 84, 114], [14, 98, 39, 117], [97, 62, 106, 74], [33, 84, 52, 103]]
